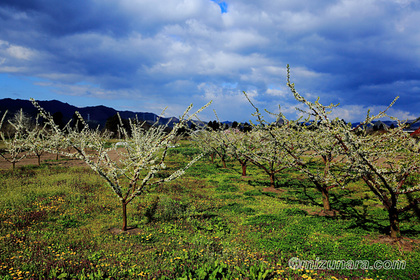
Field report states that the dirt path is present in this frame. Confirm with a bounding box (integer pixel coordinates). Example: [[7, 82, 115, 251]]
[[0, 152, 87, 170], [0, 148, 126, 170]]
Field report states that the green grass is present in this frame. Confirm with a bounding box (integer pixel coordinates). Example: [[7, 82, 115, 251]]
[[1, 142, 420, 279]]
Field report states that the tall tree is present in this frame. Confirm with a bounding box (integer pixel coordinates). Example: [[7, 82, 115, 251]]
[[286, 64, 420, 237], [32, 99, 211, 231], [343, 116, 420, 238]]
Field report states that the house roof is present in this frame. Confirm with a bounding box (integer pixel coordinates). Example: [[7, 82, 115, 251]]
[[410, 127, 420, 137]]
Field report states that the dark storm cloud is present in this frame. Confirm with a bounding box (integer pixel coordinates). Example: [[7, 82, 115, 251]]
[[0, 0, 419, 122], [0, 0, 129, 37]]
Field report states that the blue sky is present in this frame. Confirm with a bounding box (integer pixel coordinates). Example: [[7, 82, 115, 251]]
[[0, 0, 419, 122]]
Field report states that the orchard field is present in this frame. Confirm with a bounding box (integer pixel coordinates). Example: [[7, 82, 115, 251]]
[[1, 73, 420, 279], [0, 140, 419, 280]]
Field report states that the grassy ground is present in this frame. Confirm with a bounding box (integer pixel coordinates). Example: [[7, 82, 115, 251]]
[[1, 142, 419, 279]]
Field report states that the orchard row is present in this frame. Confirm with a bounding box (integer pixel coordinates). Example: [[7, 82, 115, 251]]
[[1, 66, 419, 238]]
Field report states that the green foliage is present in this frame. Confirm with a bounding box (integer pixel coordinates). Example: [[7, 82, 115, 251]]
[[215, 182, 239, 192], [218, 194, 243, 200], [158, 196, 188, 221], [404, 173, 420, 187], [192, 216, 230, 234], [283, 207, 308, 216], [57, 214, 82, 229], [221, 202, 256, 214], [167, 145, 202, 159], [143, 196, 160, 223], [243, 190, 263, 196], [1, 141, 420, 280], [179, 260, 231, 279], [246, 214, 285, 229]]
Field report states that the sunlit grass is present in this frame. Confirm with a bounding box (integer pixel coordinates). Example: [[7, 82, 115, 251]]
[[1, 143, 419, 279]]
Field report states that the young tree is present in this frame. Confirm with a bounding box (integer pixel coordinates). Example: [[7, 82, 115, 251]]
[[224, 128, 251, 176], [194, 126, 253, 176], [243, 128, 295, 189], [286, 64, 420, 237], [280, 70, 355, 212], [244, 89, 349, 211], [12, 108, 33, 132], [25, 116, 48, 166], [289, 123, 351, 212], [192, 128, 230, 168], [47, 130, 67, 161], [0, 109, 29, 170], [343, 116, 420, 238], [192, 112, 230, 168], [32, 99, 211, 231], [0, 110, 7, 137], [242, 92, 298, 189]]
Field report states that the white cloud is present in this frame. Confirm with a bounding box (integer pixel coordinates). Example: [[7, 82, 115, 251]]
[[0, 66, 28, 73], [0, 40, 36, 61], [7, 45, 35, 60], [266, 88, 287, 97], [0, 40, 40, 74], [114, 0, 222, 28], [387, 108, 417, 121], [329, 105, 372, 123], [222, 29, 269, 51], [329, 104, 417, 123], [1, 0, 420, 122], [193, 82, 259, 121]]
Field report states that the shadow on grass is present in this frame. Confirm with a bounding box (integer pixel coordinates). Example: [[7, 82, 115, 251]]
[[404, 192, 420, 222], [274, 179, 420, 235]]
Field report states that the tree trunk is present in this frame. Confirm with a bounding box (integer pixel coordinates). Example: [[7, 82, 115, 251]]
[[322, 161, 332, 211], [210, 153, 214, 163], [388, 207, 400, 238], [12, 161, 15, 171], [37, 155, 41, 166], [321, 188, 331, 211], [56, 152, 59, 161], [241, 162, 247, 176], [221, 156, 227, 168], [122, 201, 128, 231], [269, 173, 275, 189]]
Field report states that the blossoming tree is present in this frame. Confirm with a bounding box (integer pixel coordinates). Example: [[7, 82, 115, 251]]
[[0, 109, 29, 170], [32, 99, 210, 231], [287, 65, 420, 237], [343, 114, 420, 238]]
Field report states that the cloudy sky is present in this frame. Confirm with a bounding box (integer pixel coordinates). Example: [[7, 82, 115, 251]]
[[0, 0, 419, 122]]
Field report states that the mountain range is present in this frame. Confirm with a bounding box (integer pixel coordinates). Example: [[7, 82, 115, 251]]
[[0, 98, 178, 128], [1, 98, 418, 131]]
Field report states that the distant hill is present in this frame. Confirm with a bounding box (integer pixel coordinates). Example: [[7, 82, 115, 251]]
[[2, 98, 418, 131], [351, 120, 420, 131], [0, 98, 178, 128]]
